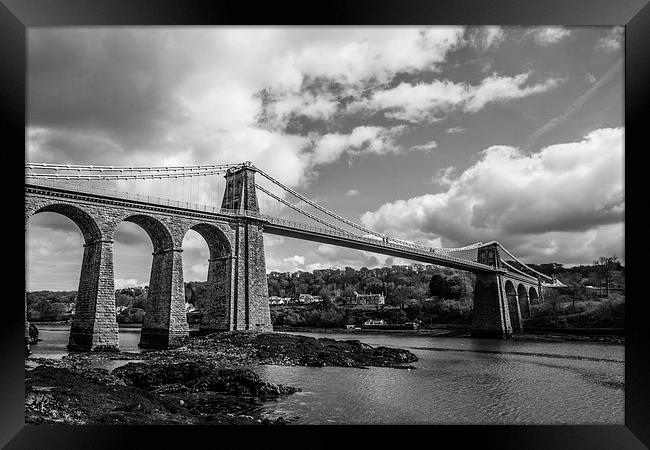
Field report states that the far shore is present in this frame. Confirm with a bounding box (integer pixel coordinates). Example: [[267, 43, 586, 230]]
[[272, 325, 625, 344]]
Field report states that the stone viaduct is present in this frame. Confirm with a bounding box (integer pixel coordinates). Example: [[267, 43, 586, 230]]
[[25, 164, 545, 354], [25, 165, 270, 354], [471, 244, 542, 339]]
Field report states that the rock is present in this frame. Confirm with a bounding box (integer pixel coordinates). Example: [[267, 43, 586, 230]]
[[112, 362, 299, 399], [190, 331, 417, 368], [113, 361, 213, 389]]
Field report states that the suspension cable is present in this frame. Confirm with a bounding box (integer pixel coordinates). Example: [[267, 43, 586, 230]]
[[501, 260, 538, 280], [25, 162, 241, 172], [497, 243, 553, 280], [253, 165, 427, 249], [25, 168, 230, 180], [255, 183, 353, 235], [26, 160, 552, 274]]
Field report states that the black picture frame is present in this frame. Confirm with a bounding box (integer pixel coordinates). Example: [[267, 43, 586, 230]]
[[2, 0, 648, 448]]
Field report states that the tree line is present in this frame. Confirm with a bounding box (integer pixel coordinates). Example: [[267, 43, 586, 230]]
[[26, 256, 624, 326]]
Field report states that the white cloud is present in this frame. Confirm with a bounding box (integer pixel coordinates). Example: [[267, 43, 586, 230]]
[[115, 278, 143, 290], [464, 72, 562, 112], [289, 27, 465, 86], [410, 140, 438, 152], [262, 91, 340, 130], [284, 255, 305, 265], [361, 127, 624, 264], [28, 27, 468, 190], [530, 27, 572, 46], [345, 189, 360, 197], [595, 26, 624, 52], [316, 244, 384, 268], [349, 72, 561, 121], [264, 235, 286, 247], [585, 72, 597, 84], [432, 166, 456, 187], [310, 125, 405, 165], [349, 80, 467, 122], [445, 126, 467, 134]]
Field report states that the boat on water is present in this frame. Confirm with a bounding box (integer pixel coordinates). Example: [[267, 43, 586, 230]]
[[360, 319, 419, 330]]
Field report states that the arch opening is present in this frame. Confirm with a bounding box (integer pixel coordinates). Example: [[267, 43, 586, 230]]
[[123, 214, 174, 253], [31, 203, 102, 244], [182, 223, 233, 334], [529, 287, 540, 305], [26, 212, 85, 353], [117, 214, 187, 349], [113, 221, 155, 349], [26, 203, 118, 352]]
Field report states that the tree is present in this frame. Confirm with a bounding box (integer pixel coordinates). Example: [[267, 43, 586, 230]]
[[593, 255, 620, 297], [341, 286, 356, 302], [565, 272, 585, 311], [389, 285, 415, 310], [428, 273, 449, 298]]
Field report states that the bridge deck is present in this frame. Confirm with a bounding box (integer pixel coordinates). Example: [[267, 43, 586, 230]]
[[27, 182, 512, 276]]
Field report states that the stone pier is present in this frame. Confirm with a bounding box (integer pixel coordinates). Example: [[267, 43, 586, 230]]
[[139, 247, 189, 349], [68, 239, 119, 351]]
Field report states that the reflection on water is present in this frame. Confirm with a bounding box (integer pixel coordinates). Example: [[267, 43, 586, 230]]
[[26, 325, 624, 424], [29, 323, 144, 359]]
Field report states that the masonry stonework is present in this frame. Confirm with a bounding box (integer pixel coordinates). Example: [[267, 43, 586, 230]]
[[139, 248, 188, 349], [25, 185, 269, 353], [68, 239, 119, 351], [505, 281, 523, 333], [244, 221, 272, 331], [27, 182, 544, 353], [471, 274, 512, 338], [517, 284, 531, 318]]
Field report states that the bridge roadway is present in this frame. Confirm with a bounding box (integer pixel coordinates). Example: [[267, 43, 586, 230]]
[[26, 182, 509, 276]]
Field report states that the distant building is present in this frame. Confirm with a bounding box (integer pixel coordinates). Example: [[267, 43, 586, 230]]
[[269, 296, 285, 305], [349, 292, 385, 305]]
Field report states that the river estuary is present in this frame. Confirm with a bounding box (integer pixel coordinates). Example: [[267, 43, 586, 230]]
[[28, 323, 624, 424]]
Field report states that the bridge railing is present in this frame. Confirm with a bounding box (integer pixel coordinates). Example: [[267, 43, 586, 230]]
[[28, 178, 223, 214], [28, 179, 499, 272], [252, 214, 498, 272]]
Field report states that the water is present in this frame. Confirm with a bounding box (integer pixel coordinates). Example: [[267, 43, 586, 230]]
[[27, 324, 624, 424], [29, 323, 144, 359]]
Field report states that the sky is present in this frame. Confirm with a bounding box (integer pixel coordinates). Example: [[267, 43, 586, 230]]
[[25, 26, 624, 291]]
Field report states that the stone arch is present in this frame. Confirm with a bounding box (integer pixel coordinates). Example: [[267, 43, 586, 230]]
[[28, 202, 102, 243], [189, 223, 232, 259], [517, 284, 530, 318], [504, 280, 522, 332], [122, 214, 175, 253], [116, 214, 187, 349], [26, 201, 118, 352], [529, 287, 540, 305], [183, 222, 234, 334]]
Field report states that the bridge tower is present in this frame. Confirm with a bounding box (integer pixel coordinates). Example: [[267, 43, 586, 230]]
[[470, 243, 514, 339], [212, 162, 271, 332]]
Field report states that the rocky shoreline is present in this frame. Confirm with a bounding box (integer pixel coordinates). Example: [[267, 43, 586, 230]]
[[25, 331, 418, 425]]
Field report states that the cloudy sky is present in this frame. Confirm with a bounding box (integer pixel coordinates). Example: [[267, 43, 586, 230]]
[[26, 26, 624, 291]]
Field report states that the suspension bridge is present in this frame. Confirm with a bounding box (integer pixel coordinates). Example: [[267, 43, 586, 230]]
[[25, 161, 563, 353]]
